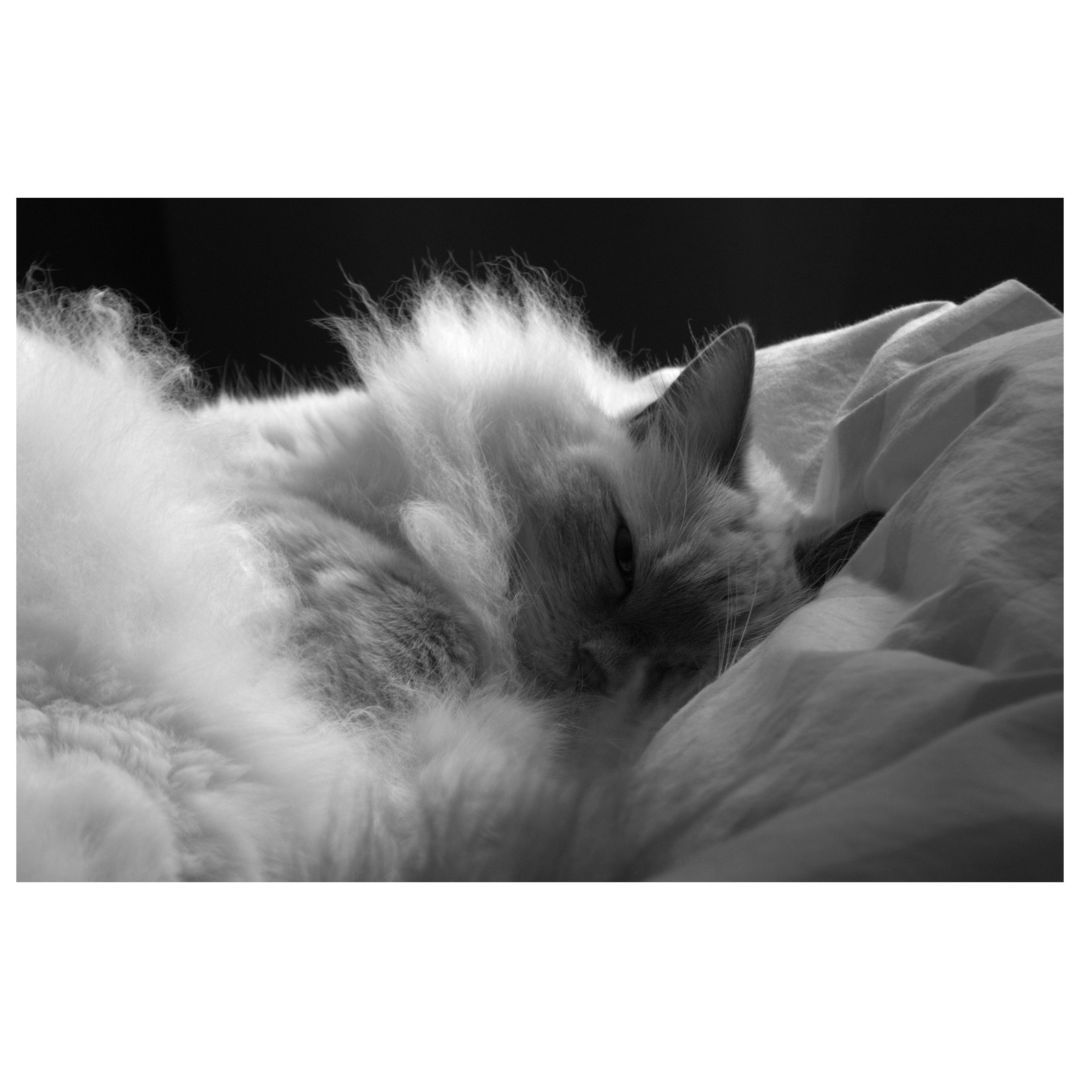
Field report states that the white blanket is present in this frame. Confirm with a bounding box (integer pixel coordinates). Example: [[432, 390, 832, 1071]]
[[639, 281, 1062, 880]]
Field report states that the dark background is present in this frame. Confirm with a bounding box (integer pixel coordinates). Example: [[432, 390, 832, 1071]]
[[17, 199, 1063, 390]]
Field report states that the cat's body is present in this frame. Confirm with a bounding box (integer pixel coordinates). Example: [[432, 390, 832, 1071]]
[[17, 275, 808, 879]]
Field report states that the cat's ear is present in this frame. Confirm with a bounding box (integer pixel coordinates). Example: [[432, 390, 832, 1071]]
[[628, 324, 755, 483]]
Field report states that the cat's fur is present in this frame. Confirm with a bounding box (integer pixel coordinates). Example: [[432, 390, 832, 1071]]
[[16, 274, 805, 880]]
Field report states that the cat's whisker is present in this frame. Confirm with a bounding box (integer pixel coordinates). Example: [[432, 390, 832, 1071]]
[[732, 560, 763, 664]]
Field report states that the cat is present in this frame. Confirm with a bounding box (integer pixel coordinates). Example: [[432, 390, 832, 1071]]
[[16, 272, 810, 879], [201, 273, 808, 755]]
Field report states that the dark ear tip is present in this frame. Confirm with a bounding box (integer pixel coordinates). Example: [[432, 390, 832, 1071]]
[[724, 322, 755, 354], [695, 323, 755, 368]]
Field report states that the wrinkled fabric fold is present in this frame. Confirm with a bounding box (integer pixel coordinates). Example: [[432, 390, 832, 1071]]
[[641, 281, 1062, 880]]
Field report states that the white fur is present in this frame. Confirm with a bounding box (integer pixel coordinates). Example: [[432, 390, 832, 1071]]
[[16, 289, 624, 879], [18, 307, 374, 878]]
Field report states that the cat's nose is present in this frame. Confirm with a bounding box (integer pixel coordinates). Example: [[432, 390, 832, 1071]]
[[572, 644, 609, 694]]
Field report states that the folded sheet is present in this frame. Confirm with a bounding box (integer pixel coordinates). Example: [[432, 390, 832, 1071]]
[[640, 281, 1063, 880]]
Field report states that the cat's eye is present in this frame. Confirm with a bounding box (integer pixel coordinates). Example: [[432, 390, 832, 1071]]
[[613, 520, 635, 589]]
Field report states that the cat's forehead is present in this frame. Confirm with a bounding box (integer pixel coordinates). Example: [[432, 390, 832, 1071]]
[[621, 438, 754, 532], [516, 432, 754, 564], [524, 445, 621, 517]]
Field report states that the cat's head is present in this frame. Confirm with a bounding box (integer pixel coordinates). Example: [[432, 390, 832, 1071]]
[[340, 276, 799, 730], [505, 325, 799, 724]]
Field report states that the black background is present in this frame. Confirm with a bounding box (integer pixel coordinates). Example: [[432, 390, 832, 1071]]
[[17, 198, 1063, 390]]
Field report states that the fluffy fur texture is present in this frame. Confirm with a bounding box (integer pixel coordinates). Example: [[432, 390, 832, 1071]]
[[17, 274, 805, 880]]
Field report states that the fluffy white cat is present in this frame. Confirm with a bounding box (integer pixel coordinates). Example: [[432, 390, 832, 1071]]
[[16, 275, 805, 880]]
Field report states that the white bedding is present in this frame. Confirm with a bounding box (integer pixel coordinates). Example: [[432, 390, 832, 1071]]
[[17, 280, 1062, 881], [639, 280, 1063, 880]]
